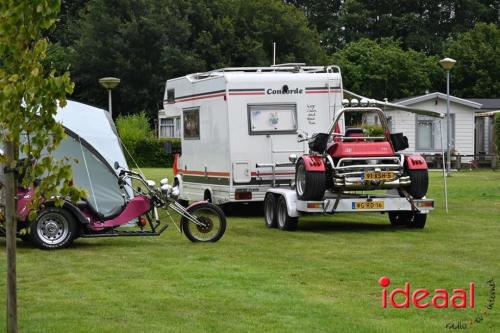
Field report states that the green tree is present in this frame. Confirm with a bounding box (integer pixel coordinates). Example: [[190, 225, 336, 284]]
[[444, 23, 500, 98], [288, 0, 500, 54], [331, 38, 441, 100], [0, 1, 83, 330], [56, 0, 325, 120]]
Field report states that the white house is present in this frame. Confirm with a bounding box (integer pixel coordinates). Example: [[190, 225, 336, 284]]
[[158, 108, 181, 138], [388, 92, 482, 162], [469, 98, 500, 155]]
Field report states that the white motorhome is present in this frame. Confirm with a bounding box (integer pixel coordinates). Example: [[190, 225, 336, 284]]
[[161, 65, 343, 204]]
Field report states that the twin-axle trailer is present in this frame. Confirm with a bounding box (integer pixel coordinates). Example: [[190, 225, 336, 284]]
[[264, 188, 434, 231]]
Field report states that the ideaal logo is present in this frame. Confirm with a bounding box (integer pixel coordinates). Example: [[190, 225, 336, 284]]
[[378, 276, 474, 309], [378, 276, 496, 329]]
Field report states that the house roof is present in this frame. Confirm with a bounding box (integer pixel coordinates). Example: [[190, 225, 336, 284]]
[[467, 98, 500, 111], [393, 92, 482, 109]]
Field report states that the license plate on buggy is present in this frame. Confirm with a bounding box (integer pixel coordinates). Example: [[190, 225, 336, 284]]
[[364, 171, 394, 181], [352, 201, 384, 209]]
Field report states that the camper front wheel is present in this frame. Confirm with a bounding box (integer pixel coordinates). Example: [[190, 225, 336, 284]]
[[30, 207, 77, 250]]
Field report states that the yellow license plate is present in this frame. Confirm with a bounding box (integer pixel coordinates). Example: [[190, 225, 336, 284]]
[[364, 171, 394, 181], [353, 201, 384, 209]]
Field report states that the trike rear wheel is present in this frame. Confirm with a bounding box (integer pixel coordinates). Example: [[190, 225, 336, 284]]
[[181, 203, 226, 242]]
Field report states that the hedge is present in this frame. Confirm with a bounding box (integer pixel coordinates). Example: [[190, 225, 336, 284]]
[[121, 137, 180, 168]]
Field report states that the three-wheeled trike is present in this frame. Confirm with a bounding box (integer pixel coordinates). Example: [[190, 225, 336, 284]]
[[2, 162, 226, 249]]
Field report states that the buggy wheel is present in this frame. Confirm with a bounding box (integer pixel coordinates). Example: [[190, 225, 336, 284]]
[[30, 207, 77, 250], [407, 213, 427, 229], [181, 203, 226, 242], [388, 212, 410, 226], [406, 169, 428, 199], [295, 159, 326, 200], [276, 196, 298, 231], [264, 194, 277, 228]]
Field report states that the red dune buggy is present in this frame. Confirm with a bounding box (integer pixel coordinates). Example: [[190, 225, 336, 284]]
[[264, 106, 434, 230]]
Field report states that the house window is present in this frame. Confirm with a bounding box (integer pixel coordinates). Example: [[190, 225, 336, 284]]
[[416, 114, 455, 151], [183, 108, 200, 139], [247, 103, 297, 135], [167, 89, 175, 104], [159, 118, 175, 138]]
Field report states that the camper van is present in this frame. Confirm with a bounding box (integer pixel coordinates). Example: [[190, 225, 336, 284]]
[[161, 65, 343, 205]]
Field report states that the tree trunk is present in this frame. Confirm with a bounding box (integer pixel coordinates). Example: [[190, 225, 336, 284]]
[[4, 140, 17, 333]]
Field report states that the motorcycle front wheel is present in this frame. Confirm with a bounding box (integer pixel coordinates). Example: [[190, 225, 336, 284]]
[[181, 202, 226, 242]]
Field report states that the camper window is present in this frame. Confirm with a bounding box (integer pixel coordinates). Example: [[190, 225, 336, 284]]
[[183, 107, 200, 139], [167, 89, 175, 104], [247, 103, 297, 135]]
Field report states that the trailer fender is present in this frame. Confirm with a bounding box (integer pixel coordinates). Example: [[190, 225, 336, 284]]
[[404, 155, 428, 170], [299, 155, 325, 172], [266, 189, 300, 217]]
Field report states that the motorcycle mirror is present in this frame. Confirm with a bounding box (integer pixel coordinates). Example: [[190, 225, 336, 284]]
[[114, 161, 120, 170]]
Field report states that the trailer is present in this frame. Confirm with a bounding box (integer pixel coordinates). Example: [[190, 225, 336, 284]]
[[263, 104, 439, 230], [265, 188, 435, 231], [162, 64, 343, 205]]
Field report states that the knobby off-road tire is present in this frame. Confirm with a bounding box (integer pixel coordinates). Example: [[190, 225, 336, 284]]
[[406, 169, 429, 199], [388, 211, 427, 229], [264, 193, 277, 228], [295, 159, 326, 200], [276, 196, 298, 231], [182, 202, 226, 242], [30, 207, 77, 250]]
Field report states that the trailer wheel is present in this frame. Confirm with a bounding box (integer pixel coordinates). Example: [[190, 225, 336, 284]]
[[406, 169, 428, 199], [30, 207, 77, 250], [388, 212, 409, 226], [264, 194, 277, 228], [295, 159, 326, 200], [276, 196, 298, 231], [407, 213, 427, 229]]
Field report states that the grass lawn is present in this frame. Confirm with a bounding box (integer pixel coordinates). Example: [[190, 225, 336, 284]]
[[1, 169, 499, 332]]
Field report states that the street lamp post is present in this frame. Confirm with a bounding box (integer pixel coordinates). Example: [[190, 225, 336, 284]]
[[439, 57, 456, 176], [99, 77, 121, 117]]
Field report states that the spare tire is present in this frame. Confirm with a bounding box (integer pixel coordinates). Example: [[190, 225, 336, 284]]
[[406, 169, 428, 199], [295, 159, 326, 200]]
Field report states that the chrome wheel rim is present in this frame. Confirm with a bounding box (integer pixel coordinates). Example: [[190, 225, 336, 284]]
[[37, 213, 69, 245], [296, 163, 306, 196]]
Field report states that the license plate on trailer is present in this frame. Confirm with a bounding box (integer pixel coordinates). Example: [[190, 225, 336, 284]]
[[364, 171, 394, 181], [352, 201, 385, 209]]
